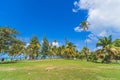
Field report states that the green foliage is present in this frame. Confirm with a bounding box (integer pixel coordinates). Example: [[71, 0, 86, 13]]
[[88, 52, 98, 62], [27, 36, 40, 59], [75, 51, 85, 60], [113, 39, 120, 47], [64, 42, 76, 59], [96, 35, 120, 63], [0, 27, 18, 53], [41, 36, 50, 57], [80, 21, 89, 31], [96, 35, 112, 48], [9, 39, 25, 56], [81, 47, 91, 61]]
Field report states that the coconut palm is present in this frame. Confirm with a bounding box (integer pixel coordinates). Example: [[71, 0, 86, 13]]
[[113, 39, 120, 47], [51, 46, 58, 58], [96, 35, 120, 63], [101, 44, 119, 63], [81, 47, 91, 61], [96, 35, 112, 48], [57, 45, 65, 58], [27, 36, 40, 59], [80, 21, 89, 48], [64, 42, 76, 59]]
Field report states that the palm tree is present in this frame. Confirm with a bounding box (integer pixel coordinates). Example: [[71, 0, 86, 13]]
[[27, 36, 40, 59], [96, 35, 120, 63], [113, 39, 120, 47], [51, 46, 58, 58], [57, 45, 65, 58], [64, 42, 76, 59], [80, 21, 89, 48], [81, 47, 91, 61], [96, 35, 112, 48]]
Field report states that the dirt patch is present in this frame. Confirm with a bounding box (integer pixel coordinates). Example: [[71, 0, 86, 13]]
[[98, 66, 120, 70], [0, 67, 16, 71], [45, 66, 57, 71]]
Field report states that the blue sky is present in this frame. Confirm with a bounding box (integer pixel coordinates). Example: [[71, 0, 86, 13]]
[[0, 0, 92, 50], [1, 0, 119, 50]]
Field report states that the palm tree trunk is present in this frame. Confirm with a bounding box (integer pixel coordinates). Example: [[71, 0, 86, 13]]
[[85, 30, 87, 48]]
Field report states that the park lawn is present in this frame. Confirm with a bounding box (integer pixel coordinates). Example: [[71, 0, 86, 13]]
[[0, 59, 120, 80]]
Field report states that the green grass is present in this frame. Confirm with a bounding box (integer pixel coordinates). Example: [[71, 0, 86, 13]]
[[0, 59, 120, 80]]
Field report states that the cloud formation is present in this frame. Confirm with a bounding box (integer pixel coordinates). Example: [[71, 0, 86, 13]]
[[52, 41, 59, 47], [74, 26, 83, 32], [73, 0, 120, 37]]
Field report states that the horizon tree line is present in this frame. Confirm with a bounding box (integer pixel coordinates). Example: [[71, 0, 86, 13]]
[[1, 26, 120, 63]]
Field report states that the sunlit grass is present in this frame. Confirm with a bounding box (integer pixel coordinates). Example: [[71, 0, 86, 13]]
[[0, 59, 120, 80]]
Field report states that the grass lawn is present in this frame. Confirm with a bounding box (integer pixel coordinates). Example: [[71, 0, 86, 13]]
[[0, 59, 120, 80]]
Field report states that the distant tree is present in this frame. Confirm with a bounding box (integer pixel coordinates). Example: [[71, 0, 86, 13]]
[[51, 40, 59, 57], [0, 27, 18, 54], [9, 39, 25, 61], [64, 42, 76, 59], [80, 47, 91, 61], [41, 36, 49, 58], [75, 50, 84, 60], [57, 45, 65, 58], [27, 36, 40, 59]]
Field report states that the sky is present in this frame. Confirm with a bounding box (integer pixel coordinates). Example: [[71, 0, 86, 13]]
[[0, 0, 120, 50]]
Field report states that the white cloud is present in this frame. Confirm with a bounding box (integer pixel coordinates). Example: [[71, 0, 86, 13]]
[[25, 43, 30, 48], [72, 9, 77, 13], [52, 42, 59, 47], [93, 46, 102, 51], [85, 39, 91, 43], [73, 0, 120, 37], [98, 31, 108, 37], [74, 26, 83, 32], [88, 33, 98, 42]]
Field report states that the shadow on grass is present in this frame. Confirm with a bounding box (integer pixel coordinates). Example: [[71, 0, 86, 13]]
[[0, 61, 17, 64], [93, 61, 120, 64]]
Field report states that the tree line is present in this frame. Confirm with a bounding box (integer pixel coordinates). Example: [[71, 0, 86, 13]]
[[1, 26, 120, 63]]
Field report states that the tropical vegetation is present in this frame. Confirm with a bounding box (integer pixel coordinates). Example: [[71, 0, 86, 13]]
[[0, 26, 120, 64]]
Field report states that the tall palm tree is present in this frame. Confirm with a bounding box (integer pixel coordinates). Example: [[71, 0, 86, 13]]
[[80, 21, 89, 48]]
